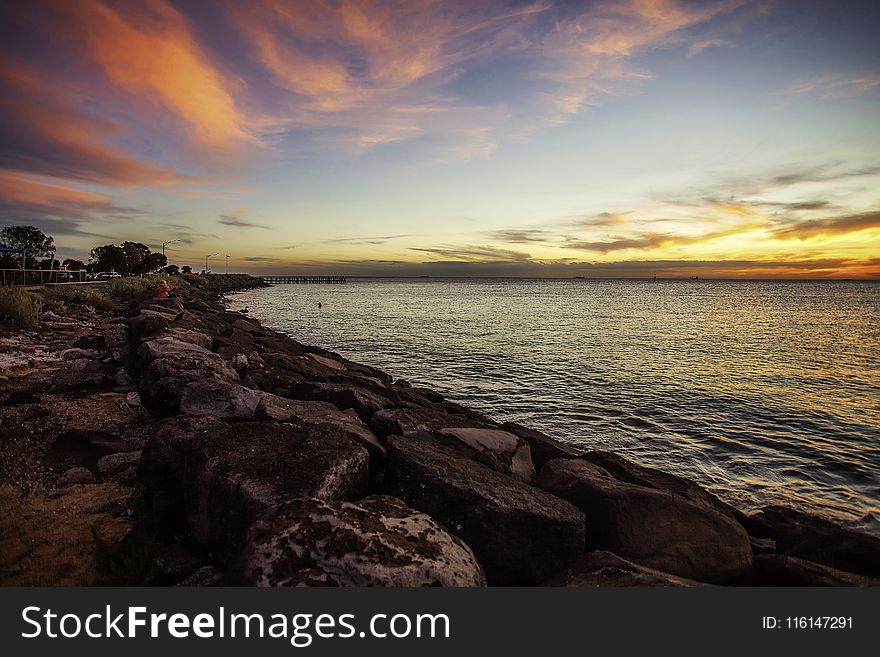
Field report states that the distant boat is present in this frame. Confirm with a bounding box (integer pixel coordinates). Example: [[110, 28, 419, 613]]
[[573, 276, 586, 279], [690, 276, 699, 280]]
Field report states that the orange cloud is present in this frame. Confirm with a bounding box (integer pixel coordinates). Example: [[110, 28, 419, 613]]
[[55, 0, 254, 152], [0, 59, 194, 185]]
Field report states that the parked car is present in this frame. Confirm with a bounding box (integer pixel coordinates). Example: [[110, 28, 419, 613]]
[[94, 271, 121, 280]]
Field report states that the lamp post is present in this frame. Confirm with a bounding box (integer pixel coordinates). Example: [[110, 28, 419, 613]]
[[226, 254, 230, 275], [162, 239, 181, 255], [205, 253, 219, 274]]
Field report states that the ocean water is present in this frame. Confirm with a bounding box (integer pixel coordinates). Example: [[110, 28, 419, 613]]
[[228, 278, 880, 533]]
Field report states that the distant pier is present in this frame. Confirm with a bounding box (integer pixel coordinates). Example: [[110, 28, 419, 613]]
[[260, 275, 347, 284]]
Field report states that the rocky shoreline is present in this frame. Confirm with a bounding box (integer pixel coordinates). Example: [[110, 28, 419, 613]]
[[1, 274, 878, 586]]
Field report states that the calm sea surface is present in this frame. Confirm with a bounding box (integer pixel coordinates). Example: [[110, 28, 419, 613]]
[[228, 279, 880, 533]]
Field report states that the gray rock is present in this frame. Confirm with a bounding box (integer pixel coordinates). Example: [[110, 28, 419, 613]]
[[535, 459, 752, 583], [305, 353, 346, 371], [229, 353, 249, 371], [154, 328, 213, 350], [129, 311, 174, 338], [501, 422, 584, 470], [292, 382, 393, 419], [385, 437, 585, 585], [140, 352, 239, 416], [238, 496, 487, 587], [116, 369, 133, 387], [58, 467, 96, 486], [137, 336, 212, 363], [58, 348, 92, 360], [256, 393, 385, 461], [417, 427, 535, 482], [550, 551, 704, 587], [179, 380, 263, 419], [97, 450, 142, 476], [125, 391, 142, 407], [369, 406, 491, 438]]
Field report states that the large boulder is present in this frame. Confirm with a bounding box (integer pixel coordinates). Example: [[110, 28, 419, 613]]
[[256, 393, 385, 462], [582, 450, 740, 520], [140, 419, 370, 564], [750, 506, 880, 578], [411, 427, 535, 482], [179, 380, 263, 419], [152, 328, 214, 350], [129, 310, 175, 339], [535, 459, 752, 583], [137, 335, 212, 364], [385, 437, 585, 585], [500, 422, 584, 470], [292, 382, 394, 419], [97, 450, 142, 476], [550, 551, 702, 587], [237, 496, 487, 587], [139, 351, 239, 416], [746, 555, 880, 586]]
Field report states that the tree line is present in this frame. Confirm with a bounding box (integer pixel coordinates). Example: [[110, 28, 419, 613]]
[[0, 225, 192, 275]]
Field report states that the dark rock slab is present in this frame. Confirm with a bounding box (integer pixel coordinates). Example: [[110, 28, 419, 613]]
[[50, 429, 137, 470], [582, 450, 740, 520], [179, 380, 263, 419], [370, 406, 492, 438], [292, 382, 394, 419], [237, 495, 487, 587], [4, 391, 41, 405], [140, 419, 370, 563], [549, 550, 703, 587], [73, 335, 106, 349], [535, 458, 752, 583], [385, 437, 585, 585], [745, 554, 880, 586], [751, 505, 880, 578]]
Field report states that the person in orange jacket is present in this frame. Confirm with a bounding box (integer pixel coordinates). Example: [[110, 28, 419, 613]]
[[155, 279, 171, 299]]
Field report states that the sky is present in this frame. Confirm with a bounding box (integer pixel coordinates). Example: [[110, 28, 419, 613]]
[[0, 0, 878, 278]]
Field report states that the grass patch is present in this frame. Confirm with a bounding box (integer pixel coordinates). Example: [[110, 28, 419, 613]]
[[43, 284, 114, 311], [106, 275, 170, 301], [0, 286, 42, 331]]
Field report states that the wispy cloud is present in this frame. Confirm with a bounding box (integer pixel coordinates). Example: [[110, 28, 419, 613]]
[[687, 38, 732, 58], [219, 209, 271, 229], [410, 244, 533, 262], [326, 234, 410, 245], [787, 73, 880, 99], [771, 210, 880, 240]]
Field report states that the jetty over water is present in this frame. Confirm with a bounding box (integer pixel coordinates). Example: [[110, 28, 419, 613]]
[[260, 275, 347, 284]]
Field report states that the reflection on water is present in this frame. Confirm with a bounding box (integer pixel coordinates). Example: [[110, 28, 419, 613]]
[[229, 279, 880, 533]]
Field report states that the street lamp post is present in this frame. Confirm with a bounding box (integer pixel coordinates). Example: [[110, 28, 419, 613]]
[[205, 253, 219, 274], [226, 254, 230, 275], [162, 239, 181, 255]]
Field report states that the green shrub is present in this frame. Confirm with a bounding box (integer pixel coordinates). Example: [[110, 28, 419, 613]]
[[43, 284, 114, 311], [106, 274, 169, 301], [0, 287, 42, 331]]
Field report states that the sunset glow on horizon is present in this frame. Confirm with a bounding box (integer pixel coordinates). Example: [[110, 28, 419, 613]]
[[1, 0, 879, 278]]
